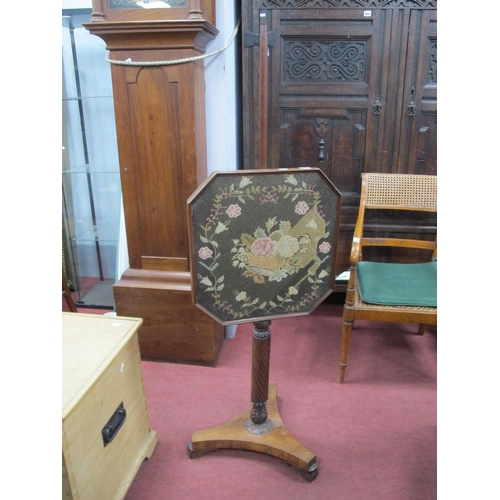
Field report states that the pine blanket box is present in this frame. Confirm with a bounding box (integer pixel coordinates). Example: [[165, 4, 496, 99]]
[[62, 313, 157, 500]]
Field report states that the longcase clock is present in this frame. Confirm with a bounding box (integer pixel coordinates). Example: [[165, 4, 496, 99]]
[[85, 0, 225, 366]]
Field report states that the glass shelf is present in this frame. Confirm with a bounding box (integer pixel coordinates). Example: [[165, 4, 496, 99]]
[[63, 96, 113, 100], [62, 9, 121, 309], [62, 167, 119, 174], [68, 223, 120, 243]]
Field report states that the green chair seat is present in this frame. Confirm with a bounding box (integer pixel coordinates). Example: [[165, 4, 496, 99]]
[[356, 261, 437, 307]]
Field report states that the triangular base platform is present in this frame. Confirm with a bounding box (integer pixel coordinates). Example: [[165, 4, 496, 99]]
[[187, 384, 318, 482]]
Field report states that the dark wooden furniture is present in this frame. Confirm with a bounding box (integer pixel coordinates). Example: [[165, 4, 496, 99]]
[[84, 1, 225, 365], [186, 169, 342, 481], [339, 173, 437, 383], [241, 0, 437, 284]]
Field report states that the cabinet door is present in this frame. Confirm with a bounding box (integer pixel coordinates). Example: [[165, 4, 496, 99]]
[[396, 9, 437, 175], [268, 9, 392, 276], [269, 9, 390, 183]]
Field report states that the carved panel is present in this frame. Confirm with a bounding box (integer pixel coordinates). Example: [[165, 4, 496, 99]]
[[261, 0, 436, 8], [279, 108, 366, 194], [285, 40, 366, 82], [396, 8, 436, 176], [414, 112, 437, 175], [429, 42, 437, 83]]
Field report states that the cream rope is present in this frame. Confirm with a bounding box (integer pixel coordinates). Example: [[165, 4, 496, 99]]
[[106, 18, 240, 67]]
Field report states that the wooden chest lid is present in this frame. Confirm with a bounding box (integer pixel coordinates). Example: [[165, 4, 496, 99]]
[[62, 313, 143, 419]]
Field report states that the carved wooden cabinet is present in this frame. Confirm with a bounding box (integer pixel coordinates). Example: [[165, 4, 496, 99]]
[[242, 1, 437, 286]]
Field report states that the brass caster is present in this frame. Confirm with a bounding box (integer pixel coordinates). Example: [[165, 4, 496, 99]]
[[300, 463, 318, 482], [187, 441, 211, 459]]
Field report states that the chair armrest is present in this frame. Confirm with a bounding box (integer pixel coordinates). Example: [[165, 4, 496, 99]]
[[346, 213, 364, 291], [349, 204, 365, 264], [350, 236, 362, 264]]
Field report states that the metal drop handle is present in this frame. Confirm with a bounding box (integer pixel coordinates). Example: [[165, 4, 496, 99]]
[[318, 139, 325, 161], [407, 87, 416, 116], [373, 97, 382, 115]]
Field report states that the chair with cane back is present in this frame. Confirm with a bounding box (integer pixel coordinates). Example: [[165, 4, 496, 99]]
[[339, 173, 437, 383]]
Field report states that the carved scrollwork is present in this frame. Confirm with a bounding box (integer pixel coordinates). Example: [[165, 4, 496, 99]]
[[285, 40, 366, 81], [261, 0, 436, 8]]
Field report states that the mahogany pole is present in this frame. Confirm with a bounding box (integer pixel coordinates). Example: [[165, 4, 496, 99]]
[[248, 321, 272, 431]]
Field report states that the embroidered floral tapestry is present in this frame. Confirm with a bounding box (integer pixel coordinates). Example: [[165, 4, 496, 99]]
[[188, 169, 342, 325]]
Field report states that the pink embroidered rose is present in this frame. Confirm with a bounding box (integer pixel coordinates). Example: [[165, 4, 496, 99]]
[[295, 200, 309, 215], [318, 241, 331, 254], [251, 237, 277, 258], [226, 204, 241, 218], [198, 246, 213, 260]]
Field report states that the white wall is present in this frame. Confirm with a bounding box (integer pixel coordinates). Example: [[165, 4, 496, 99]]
[[62, 0, 91, 8], [203, 1, 240, 337], [204, 0, 240, 174]]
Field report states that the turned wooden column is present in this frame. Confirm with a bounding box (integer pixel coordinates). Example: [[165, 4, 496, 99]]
[[247, 321, 272, 433], [84, 1, 224, 366]]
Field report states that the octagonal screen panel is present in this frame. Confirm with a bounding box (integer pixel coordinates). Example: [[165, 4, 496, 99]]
[[188, 169, 342, 325]]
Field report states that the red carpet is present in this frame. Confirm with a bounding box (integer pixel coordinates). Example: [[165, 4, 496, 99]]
[[122, 303, 436, 500]]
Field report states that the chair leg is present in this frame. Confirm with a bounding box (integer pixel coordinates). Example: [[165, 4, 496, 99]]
[[339, 318, 354, 383], [417, 324, 426, 335]]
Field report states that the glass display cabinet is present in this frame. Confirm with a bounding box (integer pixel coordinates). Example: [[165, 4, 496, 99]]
[[62, 9, 121, 308]]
